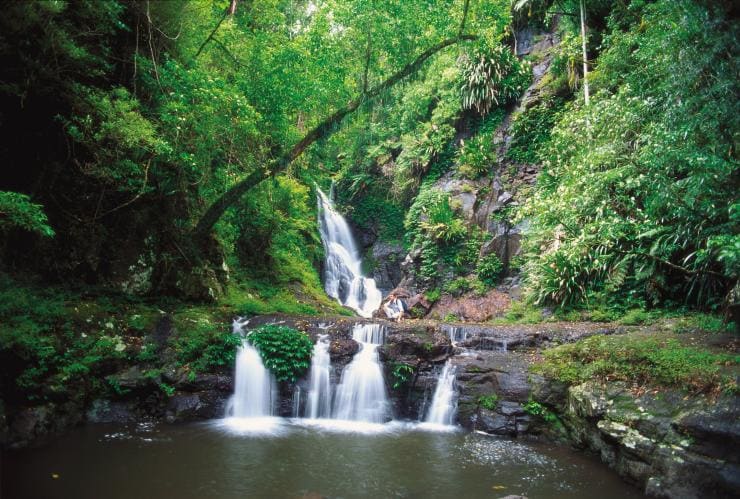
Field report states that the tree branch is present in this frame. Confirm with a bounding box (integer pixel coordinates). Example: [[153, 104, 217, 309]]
[[192, 34, 478, 240], [192, 7, 230, 62], [458, 0, 471, 36]]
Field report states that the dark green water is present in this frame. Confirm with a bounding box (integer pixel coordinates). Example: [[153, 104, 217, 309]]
[[2, 419, 644, 499]]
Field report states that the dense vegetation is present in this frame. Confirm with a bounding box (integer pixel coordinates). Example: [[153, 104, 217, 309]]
[[0, 0, 736, 414]]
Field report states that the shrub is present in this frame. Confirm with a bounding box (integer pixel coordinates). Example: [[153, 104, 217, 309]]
[[248, 325, 312, 382], [391, 363, 415, 390], [444, 277, 471, 296], [477, 254, 504, 286]]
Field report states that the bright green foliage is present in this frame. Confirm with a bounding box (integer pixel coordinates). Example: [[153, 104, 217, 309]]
[[523, 0, 739, 310], [391, 363, 415, 390], [534, 334, 739, 393], [0, 192, 55, 236], [460, 43, 532, 115], [522, 399, 559, 423], [478, 394, 499, 410], [405, 187, 484, 284], [506, 96, 565, 164], [477, 254, 504, 286], [248, 325, 313, 383], [457, 134, 496, 179], [171, 312, 242, 373]]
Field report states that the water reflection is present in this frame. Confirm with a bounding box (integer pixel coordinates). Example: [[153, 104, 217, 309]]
[[3, 421, 645, 499]]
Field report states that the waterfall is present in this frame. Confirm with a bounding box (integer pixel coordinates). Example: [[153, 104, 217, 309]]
[[316, 188, 382, 318], [226, 319, 276, 419], [332, 324, 389, 423], [305, 334, 332, 419], [425, 361, 457, 426], [443, 325, 468, 346]]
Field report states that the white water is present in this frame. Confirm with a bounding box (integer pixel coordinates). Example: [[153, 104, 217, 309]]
[[317, 188, 382, 318], [332, 324, 389, 423], [226, 319, 277, 420], [305, 334, 332, 419], [425, 360, 457, 426]]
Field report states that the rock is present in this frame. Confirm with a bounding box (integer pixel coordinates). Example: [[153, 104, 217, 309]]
[[568, 382, 610, 419], [370, 241, 405, 292], [166, 393, 207, 422], [405, 293, 431, 317], [428, 289, 511, 322], [86, 399, 138, 424]]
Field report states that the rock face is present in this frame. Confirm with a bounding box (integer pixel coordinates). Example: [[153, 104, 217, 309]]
[[370, 241, 405, 293], [530, 379, 740, 498], [428, 289, 511, 322], [455, 351, 533, 436]]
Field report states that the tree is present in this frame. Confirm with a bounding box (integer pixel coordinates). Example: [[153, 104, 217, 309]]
[[190, 1, 479, 243]]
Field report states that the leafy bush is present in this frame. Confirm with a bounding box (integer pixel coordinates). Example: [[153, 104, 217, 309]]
[[477, 254, 504, 286], [171, 314, 242, 373], [522, 0, 739, 311], [460, 43, 531, 115], [391, 363, 415, 390], [457, 135, 495, 179], [248, 325, 312, 383], [523, 399, 558, 423], [0, 191, 55, 236], [444, 277, 472, 296]]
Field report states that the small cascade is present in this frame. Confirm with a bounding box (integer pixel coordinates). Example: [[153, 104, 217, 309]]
[[425, 361, 457, 426], [442, 324, 508, 352], [443, 325, 468, 346], [332, 324, 389, 423], [305, 334, 332, 419], [292, 387, 302, 418], [226, 319, 276, 418], [316, 188, 382, 318]]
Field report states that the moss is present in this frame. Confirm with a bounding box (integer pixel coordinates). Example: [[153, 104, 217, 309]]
[[533, 333, 739, 393]]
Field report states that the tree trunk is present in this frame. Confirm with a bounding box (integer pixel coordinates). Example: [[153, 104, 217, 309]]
[[580, 0, 589, 106]]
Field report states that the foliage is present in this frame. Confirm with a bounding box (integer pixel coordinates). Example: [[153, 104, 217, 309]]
[[457, 134, 496, 179], [477, 394, 499, 410], [477, 254, 504, 286], [522, 0, 739, 311], [534, 334, 739, 394], [493, 301, 545, 324], [171, 312, 241, 373], [506, 96, 565, 164], [391, 363, 415, 390], [460, 43, 532, 115], [0, 192, 55, 237], [248, 325, 312, 383], [522, 399, 559, 423]]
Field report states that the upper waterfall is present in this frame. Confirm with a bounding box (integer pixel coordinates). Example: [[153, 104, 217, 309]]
[[316, 187, 382, 318]]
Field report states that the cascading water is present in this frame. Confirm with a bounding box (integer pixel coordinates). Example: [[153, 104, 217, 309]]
[[226, 319, 276, 419], [332, 324, 389, 423], [425, 360, 457, 426], [305, 334, 332, 419], [316, 188, 382, 318]]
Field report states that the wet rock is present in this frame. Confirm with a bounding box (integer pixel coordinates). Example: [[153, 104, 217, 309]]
[[165, 392, 227, 422], [87, 399, 139, 424], [8, 403, 84, 448], [370, 241, 404, 292]]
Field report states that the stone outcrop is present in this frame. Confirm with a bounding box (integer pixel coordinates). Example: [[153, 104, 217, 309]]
[[529, 379, 740, 498]]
